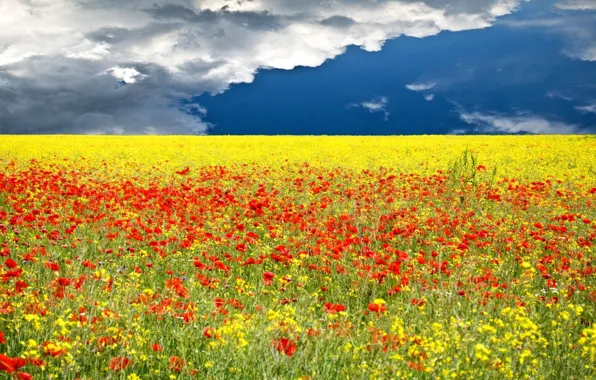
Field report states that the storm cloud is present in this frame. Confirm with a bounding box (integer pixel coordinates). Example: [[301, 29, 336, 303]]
[[0, 0, 521, 134]]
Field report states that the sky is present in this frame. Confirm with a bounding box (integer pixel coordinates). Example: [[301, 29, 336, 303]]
[[0, 0, 595, 135]]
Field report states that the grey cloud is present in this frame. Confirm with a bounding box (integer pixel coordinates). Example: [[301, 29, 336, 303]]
[[0, 0, 521, 134], [504, 9, 596, 61], [144, 5, 282, 31], [320, 16, 357, 28]]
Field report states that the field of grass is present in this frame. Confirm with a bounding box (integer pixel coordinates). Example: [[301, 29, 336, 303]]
[[0, 136, 595, 379]]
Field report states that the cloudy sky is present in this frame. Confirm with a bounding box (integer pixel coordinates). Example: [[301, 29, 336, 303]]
[[0, 0, 595, 134]]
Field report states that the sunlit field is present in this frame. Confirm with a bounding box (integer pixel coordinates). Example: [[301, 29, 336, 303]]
[[0, 136, 595, 379]]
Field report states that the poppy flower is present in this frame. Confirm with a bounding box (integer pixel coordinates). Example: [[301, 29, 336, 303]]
[[0, 332, 5, 344], [109, 356, 132, 371], [152, 343, 163, 352], [44, 262, 60, 271], [15, 373, 32, 380], [324, 302, 346, 314], [263, 271, 275, 286], [273, 338, 297, 357], [213, 298, 225, 308], [169, 356, 185, 372], [367, 299, 387, 314], [4, 258, 17, 269], [203, 327, 217, 339], [0, 354, 26, 374]]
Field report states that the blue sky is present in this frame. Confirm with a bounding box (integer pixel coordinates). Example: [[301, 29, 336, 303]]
[[1, 0, 595, 134], [196, 1, 596, 135]]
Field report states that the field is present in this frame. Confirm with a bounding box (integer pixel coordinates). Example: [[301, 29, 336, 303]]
[[0, 136, 595, 379]]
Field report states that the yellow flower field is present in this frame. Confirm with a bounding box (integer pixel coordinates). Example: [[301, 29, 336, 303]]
[[0, 136, 594, 379]]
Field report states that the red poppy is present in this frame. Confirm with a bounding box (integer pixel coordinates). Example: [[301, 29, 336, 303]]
[[15, 373, 32, 380], [263, 271, 275, 285], [367, 303, 387, 314], [109, 356, 132, 371], [169, 356, 185, 372], [213, 298, 225, 308], [0, 332, 5, 344], [411, 298, 426, 307], [152, 343, 163, 352], [44, 262, 60, 271], [324, 302, 346, 314], [273, 338, 297, 357], [203, 327, 216, 339], [4, 258, 17, 269], [0, 354, 26, 374]]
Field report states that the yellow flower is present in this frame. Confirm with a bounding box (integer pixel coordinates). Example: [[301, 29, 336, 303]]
[[372, 298, 386, 306]]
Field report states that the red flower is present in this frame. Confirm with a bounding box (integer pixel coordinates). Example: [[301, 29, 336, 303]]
[[44, 262, 60, 271], [273, 338, 297, 357], [152, 343, 163, 352], [263, 271, 275, 285], [81, 260, 97, 269], [367, 303, 387, 314], [57, 278, 71, 287], [15, 280, 28, 293], [0, 332, 5, 344], [411, 298, 426, 307], [213, 298, 225, 308], [15, 372, 32, 380], [4, 258, 17, 269], [324, 303, 346, 314], [176, 167, 190, 175], [169, 356, 185, 372], [109, 356, 132, 371], [0, 354, 26, 374], [203, 327, 217, 339]]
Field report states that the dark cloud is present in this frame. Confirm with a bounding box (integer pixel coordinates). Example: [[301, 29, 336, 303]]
[[320, 16, 356, 28], [0, 0, 521, 134]]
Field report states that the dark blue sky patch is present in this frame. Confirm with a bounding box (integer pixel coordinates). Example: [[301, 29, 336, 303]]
[[196, 1, 596, 135]]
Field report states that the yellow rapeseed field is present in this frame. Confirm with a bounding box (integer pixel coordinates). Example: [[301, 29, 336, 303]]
[[0, 135, 594, 379]]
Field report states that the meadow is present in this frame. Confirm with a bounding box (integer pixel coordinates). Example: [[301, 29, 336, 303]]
[[0, 135, 595, 379]]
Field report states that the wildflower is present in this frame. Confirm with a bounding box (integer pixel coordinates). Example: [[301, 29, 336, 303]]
[[273, 338, 297, 357], [263, 272, 275, 286], [152, 343, 163, 352], [367, 299, 387, 314], [0, 354, 26, 374], [109, 356, 132, 371], [168, 356, 185, 372], [324, 303, 346, 314]]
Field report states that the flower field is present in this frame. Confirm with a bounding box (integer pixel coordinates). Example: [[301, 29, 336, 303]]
[[0, 135, 595, 379]]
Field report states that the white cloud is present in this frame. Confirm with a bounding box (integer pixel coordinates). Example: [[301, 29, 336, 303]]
[[424, 94, 435, 101], [107, 67, 147, 83], [0, 0, 521, 133], [546, 91, 573, 101], [576, 103, 596, 113], [555, 1, 596, 10], [349, 96, 390, 120], [458, 110, 582, 134], [406, 82, 437, 91]]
